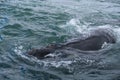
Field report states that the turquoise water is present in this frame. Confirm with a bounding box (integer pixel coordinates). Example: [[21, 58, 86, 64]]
[[0, 0, 120, 80]]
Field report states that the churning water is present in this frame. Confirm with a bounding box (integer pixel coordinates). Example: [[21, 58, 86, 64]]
[[0, 0, 120, 80]]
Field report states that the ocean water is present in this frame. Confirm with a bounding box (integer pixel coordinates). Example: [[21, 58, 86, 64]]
[[0, 0, 120, 80]]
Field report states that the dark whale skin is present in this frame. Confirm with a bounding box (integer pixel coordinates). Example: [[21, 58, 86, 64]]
[[27, 29, 116, 59]]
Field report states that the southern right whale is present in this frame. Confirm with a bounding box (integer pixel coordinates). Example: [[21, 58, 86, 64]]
[[27, 28, 116, 59]]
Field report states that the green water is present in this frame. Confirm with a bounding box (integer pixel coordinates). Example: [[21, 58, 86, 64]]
[[0, 0, 120, 80]]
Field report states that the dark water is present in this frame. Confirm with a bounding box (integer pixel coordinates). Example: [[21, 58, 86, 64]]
[[0, 0, 120, 80]]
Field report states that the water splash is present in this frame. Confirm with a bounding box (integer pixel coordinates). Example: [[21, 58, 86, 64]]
[[59, 18, 90, 34]]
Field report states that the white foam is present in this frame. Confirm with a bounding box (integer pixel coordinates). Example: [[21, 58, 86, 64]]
[[59, 18, 89, 35], [45, 53, 56, 58], [69, 19, 88, 33], [42, 60, 73, 68], [68, 19, 79, 27], [14, 45, 23, 54], [13, 45, 31, 60], [101, 42, 108, 49], [60, 18, 120, 44]]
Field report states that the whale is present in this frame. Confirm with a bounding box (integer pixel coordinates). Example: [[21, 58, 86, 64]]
[[27, 28, 116, 59]]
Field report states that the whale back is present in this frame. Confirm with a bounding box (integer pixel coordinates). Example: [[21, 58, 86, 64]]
[[62, 28, 116, 51], [27, 28, 116, 59]]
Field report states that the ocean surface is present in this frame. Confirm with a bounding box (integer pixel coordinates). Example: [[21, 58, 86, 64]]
[[0, 0, 120, 80]]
